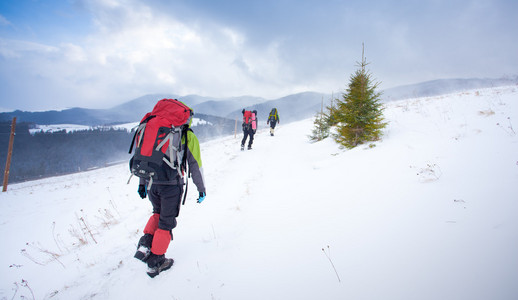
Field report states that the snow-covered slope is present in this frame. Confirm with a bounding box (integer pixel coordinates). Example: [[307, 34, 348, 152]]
[[1, 86, 517, 300], [28, 118, 212, 134]]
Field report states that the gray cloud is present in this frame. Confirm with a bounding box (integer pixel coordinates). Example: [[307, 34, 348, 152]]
[[0, 0, 517, 111]]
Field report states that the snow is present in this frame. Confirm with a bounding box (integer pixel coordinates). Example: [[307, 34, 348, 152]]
[[29, 124, 93, 134], [28, 118, 212, 134], [1, 86, 518, 300], [191, 118, 213, 126], [28, 124, 136, 134], [110, 122, 139, 132]]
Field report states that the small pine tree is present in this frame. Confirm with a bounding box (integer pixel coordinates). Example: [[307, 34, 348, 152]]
[[326, 95, 339, 127], [309, 95, 335, 142], [333, 45, 386, 148], [309, 111, 331, 142]]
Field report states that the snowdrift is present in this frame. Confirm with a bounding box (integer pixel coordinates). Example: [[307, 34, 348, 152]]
[[1, 86, 517, 300]]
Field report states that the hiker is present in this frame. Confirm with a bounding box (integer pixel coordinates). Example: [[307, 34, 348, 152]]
[[130, 99, 206, 278], [267, 108, 279, 136], [241, 109, 257, 150]]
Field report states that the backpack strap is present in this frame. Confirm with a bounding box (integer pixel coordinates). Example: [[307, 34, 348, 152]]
[[180, 127, 191, 172], [154, 127, 185, 179], [128, 115, 156, 154], [155, 130, 175, 167], [128, 127, 139, 154], [147, 176, 153, 191], [182, 166, 189, 206], [181, 127, 192, 205]]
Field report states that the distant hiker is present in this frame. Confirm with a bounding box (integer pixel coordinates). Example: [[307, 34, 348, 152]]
[[128, 98, 206, 278], [267, 108, 279, 136], [241, 109, 257, 150]]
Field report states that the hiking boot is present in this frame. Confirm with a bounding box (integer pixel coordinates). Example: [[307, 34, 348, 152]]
[[134, 234, 153, 262], [248, 145, 252, 150], [147, 254, 174, 278], [134, 245, 150, 262], [241, 145, 244, 151]]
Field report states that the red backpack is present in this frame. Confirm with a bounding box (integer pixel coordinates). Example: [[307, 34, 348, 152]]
[[243, 110, 257, 130], [243, 110, 252, 124], [129, 99, 193, 187]]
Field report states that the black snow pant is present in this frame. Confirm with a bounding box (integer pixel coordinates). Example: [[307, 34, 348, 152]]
[[269, 120, 277, 129], [148, 184, 184, 231], [241, 128, 255, 147]]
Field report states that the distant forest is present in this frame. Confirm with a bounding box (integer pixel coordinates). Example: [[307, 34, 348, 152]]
[[0, 120, 235, 185], [0, 122, 134, 184]]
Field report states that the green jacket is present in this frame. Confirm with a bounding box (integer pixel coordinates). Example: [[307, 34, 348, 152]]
[[183, 130, 206, 194]]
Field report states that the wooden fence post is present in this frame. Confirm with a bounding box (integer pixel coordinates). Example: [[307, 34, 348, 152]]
[[2, 117, 16, 192]]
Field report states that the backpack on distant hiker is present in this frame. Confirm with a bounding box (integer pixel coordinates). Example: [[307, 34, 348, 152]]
[[243, 110, 257, 131], [268, 108, 278, 123], [128, 99, 193, 188]]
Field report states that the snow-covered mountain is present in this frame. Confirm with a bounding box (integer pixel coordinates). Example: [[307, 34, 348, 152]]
[[381, 76, 518, 102], [2, 85, 517, 299], [3, 77, 516, 129], [228, 91, 329, 124], [27, 118, 212, 134], [105, 94, 267, 122]]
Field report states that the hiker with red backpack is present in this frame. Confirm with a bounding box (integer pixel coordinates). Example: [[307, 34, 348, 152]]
[[241, 109, 257, 150], [129, 98, 206, 278]]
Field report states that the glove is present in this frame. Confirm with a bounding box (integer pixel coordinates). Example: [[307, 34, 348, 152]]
[[138, 184, 147, 199], [197, 192, 206, 203]]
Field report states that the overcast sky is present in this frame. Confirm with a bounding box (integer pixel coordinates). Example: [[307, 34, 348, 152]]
[[0, 0, 517, 111]]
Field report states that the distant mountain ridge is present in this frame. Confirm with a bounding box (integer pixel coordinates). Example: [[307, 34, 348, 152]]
[[381, 76, 518, 102], [2, 76, 516, 128], [229, 92, 328, 124]]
